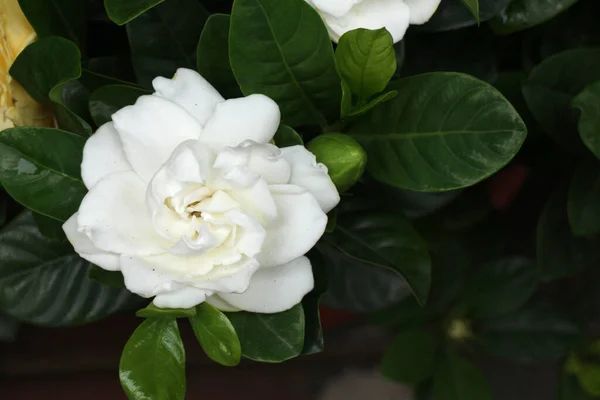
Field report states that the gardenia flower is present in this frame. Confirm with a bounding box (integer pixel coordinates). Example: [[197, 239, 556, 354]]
[[305, 0, 442, 43], [0, 0, 53, 130], [63, 68, 340, 312]]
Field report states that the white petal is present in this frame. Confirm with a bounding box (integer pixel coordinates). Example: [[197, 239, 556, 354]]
[[152, 68, 225, 125], [112, 95, 203, 181], [258, 185, 327, 267], [247, 143, 291, 185], [62, 213, 121, 271], [81, 122, 132, 190], [219, 256, 314, 313], [206, 295, 240, 312], [404, 0, 441, 24], [306, 0, 358, 18], [200, 94, 280, 149], [280, 146, 340, 213], [320, 0, 410, 43], [153, 286, 210, 309], [229, 178, 278, 223], [77, 171, 170, 255]]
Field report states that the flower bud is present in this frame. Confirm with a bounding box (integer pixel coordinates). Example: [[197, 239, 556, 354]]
[[307, 133, 367, 193]]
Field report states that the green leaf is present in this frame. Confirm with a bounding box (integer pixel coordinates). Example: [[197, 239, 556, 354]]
[[341, 79, 352, 117], [369, 296, 437, 330], [89, 85, 150, 126], [273, 124, 303, 148], [120, 318, 186, 400], [346, 90, 397, 118], [0, 127, 86, 222], [301, 250, 328, 355], [137, 303, 196, 319], [381, 330, 437, 384], [568, 160, 600, 236], [229, 0, 341, 126], [196, 14, 241, 99], [33, 212, 66, 239], [558, 373, 593, 400], [189, 303, 241, 366], [476, 304, 582, 362], [573, 80, 600, 159], [490, 0, 579, 35], [105, 0, 165, 25], [0, 212, 139, 326], [127, 0, 209, 88], [461, 257, 538, 319], [18, 0, 87, 47], [335, 28, 396, 104], [49, 81, 92, 136], [324, 212, 431, 305], [523, 48, 600, 153], [88, 265, 125, 289], [460, 0, 480, 23], [432, 352, 492, 400], [348, 73, 526, 191], [227, 304, 304, 362], [418, 0, 511, 32], [537, 183, 600, 281]]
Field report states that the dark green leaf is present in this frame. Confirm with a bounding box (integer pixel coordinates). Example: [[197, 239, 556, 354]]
[[537, 183, 600, 281], [432, 352, 492, 400], [0, 196, 5, 227], [227, 304, 304, 362], [89, 85, 150, 126], [558, 373, 593, 400], [346, 90, 398, 118], [0, 313, 19, 342], [88, 265, 125, 289], [476, 304, 582, 362], [369, 296, 437, 330], [301, 250, 328, 355], [273, 125, 303, 148], [568, 160, 600, 236], [418, 0, 511, 32], [461, 0, 480, 22], [137, 303, 196, 318], [49, 81, 92, 136], [84, 56, 137, 83], [381, 330, 437, 384], [229, 0, 341, 126], [33, 212, 66, 239], [348, 73, 526, 191], [120, 318, 186, 400], [335, 28, 396, 104], [189, 303, 241, 366], [324, 212, 431, 304], [127, 0, 209, 88], [0, 212, 139, 326], [319, 243, 414, 313], [0, 127, 86, 222], [18, 0, 87, 47], [573, 80, 600, 160], [490, 0, 579, 35], [196, 14, 241, 99], [462, 257, 538, 319], [523, 48, 600, 153], [105, 0, 165, 25]]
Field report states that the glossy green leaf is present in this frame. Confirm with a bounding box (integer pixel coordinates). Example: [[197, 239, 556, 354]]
[[120, 318, 186, 400], [105, 0, 165, 25], [523, 48, 600, 153], [196, 14, 241, 99], [273, 125, 303, 148], [18, 0, 87, 46], [381, 330, 437, 385], [227, 304, 304, 362], [537, 183, 600, 281], [0, 127, 86, 222], [189, 303, 241, 366], [324, 212, 431, 304], [418, 0, 511, 32], [346, 90, 397, 118], [88, 265, 125, 289], [461, 0, 480, 23], [89, 85, 150, 127], [432, 352, 492, 400], [568, 160, 600, 236], [335, 28, 396, 104], [229, 0, 341, 126], [490, 0, 579, 35], [136, 303, 196, 319], [340, 79, 352, 117], [49, 81, 92, 136], [476, 304, 582, 362], [0, 212, 139, 326], [301, 250, 328, 355], [461, 257, 538, 318], [573, 80, 600, 159], [127, 0, 209, 88], [33, 212, 66, 239], [348, 73, 526, 191]]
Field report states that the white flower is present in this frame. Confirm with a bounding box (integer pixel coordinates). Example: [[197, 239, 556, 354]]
[[63, 68, 340, 313], [305, 0, 442, 43]]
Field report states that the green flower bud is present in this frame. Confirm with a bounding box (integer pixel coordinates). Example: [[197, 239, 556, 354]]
[[307, 133, 367, 192]]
